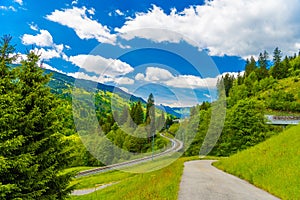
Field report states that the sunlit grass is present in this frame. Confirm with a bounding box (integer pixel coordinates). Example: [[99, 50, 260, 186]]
[[120, 153, 181, 173], [72, 170, 135, 190], [69, 156, 218, 200], [213, 125, 300, 200], [63, 166, 97, 175]]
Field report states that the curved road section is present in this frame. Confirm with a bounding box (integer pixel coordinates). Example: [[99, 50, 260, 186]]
[[77, 134, 183, 177], [178, 160, 279, 200]]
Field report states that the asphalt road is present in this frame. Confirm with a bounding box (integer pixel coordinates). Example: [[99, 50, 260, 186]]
[[76, 134, 183, 177], [72, 135, 183, 196], [178, 160, 280, 200]]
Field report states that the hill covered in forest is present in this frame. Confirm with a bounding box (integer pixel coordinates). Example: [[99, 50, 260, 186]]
[[38, 68, 181, 167], [179, 48, 300, 157], [45, 68, 186, 118], [45, 68, 146, 103]]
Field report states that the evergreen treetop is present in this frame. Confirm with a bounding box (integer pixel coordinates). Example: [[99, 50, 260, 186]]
[[0, 37, 75, 199]]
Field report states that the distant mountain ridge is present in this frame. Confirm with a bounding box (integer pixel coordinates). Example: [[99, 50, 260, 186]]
[[156, 104, 190, 118], [45, 69, 189, 118], [44, 69, 146, 103]]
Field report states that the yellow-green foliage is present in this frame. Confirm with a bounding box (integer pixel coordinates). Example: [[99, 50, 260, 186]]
[[214, 125, 300, 200], [259, 77, 300, 101]]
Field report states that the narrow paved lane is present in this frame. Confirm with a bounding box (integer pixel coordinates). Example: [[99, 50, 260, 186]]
[[178, 160, 280, 200]]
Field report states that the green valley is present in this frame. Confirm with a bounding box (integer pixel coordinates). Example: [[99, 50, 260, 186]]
[[1, 34, 300, 199]]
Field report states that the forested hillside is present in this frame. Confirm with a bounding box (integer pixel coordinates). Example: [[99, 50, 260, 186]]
[[49, 78, 177, 167], [180, 48, 300, 156], [45, 68, 146, 103], [52, 80, 177, 166]]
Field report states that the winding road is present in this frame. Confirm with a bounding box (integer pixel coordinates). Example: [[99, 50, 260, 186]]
[[72, 134, 183, 196], [178, 160, 280, 200], [76, 134, 183, 177]]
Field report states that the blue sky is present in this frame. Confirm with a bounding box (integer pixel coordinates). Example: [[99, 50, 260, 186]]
[[1, 0, 300, 106]]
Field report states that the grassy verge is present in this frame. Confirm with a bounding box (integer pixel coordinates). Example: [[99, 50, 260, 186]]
[[63, 166, 97, 175], [72, 170, 136, 190], [213, 125, 300, 200], [70, 156, 218, 200]]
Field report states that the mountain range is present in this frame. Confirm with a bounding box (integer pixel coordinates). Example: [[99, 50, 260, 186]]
[[45, 69, 189, 118]]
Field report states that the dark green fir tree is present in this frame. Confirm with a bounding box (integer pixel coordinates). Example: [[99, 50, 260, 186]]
[[0, 36, 75, 199]]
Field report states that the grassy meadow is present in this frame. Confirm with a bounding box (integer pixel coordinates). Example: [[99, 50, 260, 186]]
[[213, 124, 300, 199], [69, 156, 220, 200]]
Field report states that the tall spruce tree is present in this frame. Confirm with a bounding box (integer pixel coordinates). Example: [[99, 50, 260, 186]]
[[133, 101, 144, 125], [0, 35, 22, 199], [145, 93, 155, 141], [257, 51, 269, 80], [271, 47, 284, 79], [244, 56, 257, 77], [282, 56, 292, 76], [217, 73, 235, 97], [130, 103, 137, 122], [0, 37, 74, 199]]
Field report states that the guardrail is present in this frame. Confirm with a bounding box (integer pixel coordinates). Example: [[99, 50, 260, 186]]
[[76, 134, 183, 177], [265, 115, 300, 125]]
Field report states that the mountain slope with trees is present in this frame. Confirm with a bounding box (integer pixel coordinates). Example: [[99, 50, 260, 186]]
[[181, 48, 300, 157], [44, 68, 146, 104]]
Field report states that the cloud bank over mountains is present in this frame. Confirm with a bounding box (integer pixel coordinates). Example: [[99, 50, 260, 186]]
[[7, 0, 300, 105]]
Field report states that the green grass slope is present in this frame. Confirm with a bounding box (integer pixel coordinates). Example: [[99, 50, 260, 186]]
[[69, 156, 219, 200], [70, 157, 196, 200], [213, 125, 300, 199]]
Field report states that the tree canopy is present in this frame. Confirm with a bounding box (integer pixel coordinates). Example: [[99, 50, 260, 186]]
[[0, 36, 75, 199]]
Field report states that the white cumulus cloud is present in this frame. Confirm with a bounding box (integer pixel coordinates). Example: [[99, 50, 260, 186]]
[[115, 9, 124, 16], [41, 63, 65, 74], [143, 67, 174, 82], [71, 0, 78, 5], [33, 47, 60, 61], [22, 30, 54, 47], [116, 1, 300, 57], [29, 23, 38, 31], [87, 7, 95, 15], [0, 6, 16, 12], [135, 73, 145, 81], [68, 54, 134, 77], [67, 72, 100, 83], [66, 71, 134, 85], [135, 66, 219, 89], [22, 29, 69, 62], [114, 77, 135, 85], [46, 6, 116, 44], [165, 75, 209, 89], [14, 0, 23, 5]]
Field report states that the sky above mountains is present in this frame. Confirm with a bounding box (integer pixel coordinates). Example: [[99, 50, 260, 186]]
[[1, 0, 300, 106]]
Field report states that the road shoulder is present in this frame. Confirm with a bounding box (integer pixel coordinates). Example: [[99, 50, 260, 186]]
[[178, 160, 280, 200]]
